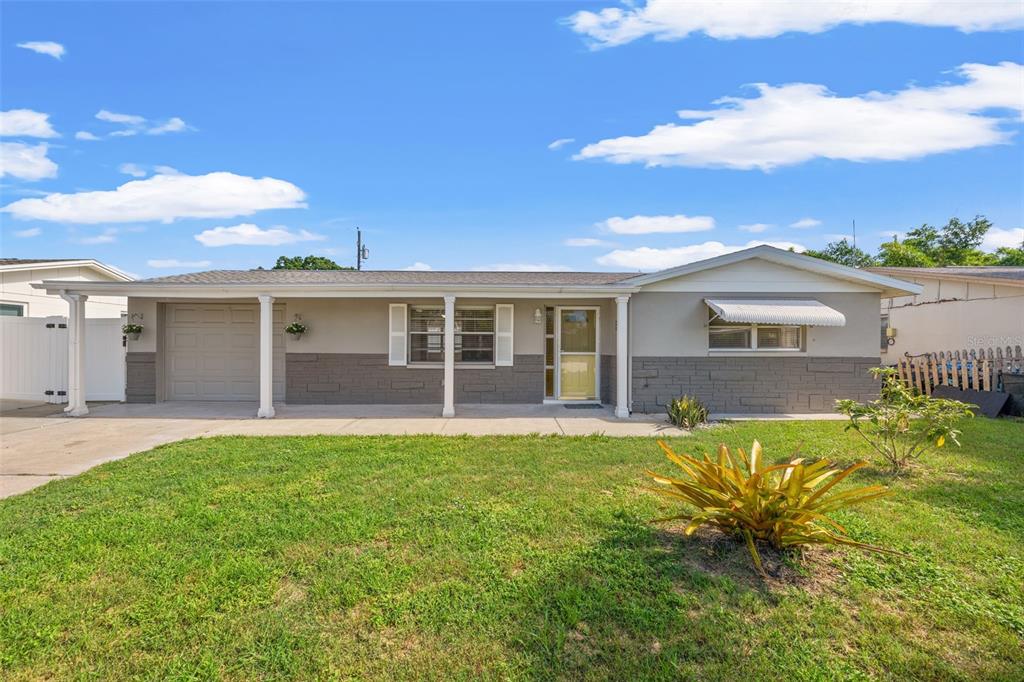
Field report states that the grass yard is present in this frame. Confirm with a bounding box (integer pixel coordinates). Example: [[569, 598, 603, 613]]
[[1, 419, 1022, 680]]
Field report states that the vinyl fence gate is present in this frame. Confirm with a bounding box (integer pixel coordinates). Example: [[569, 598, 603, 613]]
[[0, 316, 126, 403]]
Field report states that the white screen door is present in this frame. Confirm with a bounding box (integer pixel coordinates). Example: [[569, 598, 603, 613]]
[[556, 308, 598, 400]]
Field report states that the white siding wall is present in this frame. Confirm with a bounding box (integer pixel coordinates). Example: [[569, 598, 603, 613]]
[[882, 277, 1024, 357]]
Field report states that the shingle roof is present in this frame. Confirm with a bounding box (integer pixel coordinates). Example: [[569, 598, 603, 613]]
[[868, 266, 1024, 284], [0, 258, 82, 266], [137, 269, 640, 286]]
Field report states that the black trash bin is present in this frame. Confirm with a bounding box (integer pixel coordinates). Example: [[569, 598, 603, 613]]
[[1002, 373, 1024, 417]]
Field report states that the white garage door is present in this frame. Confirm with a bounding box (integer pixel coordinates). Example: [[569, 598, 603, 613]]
[[165, 303, 285, 401]]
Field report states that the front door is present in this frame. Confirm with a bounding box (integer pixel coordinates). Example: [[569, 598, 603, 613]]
[[557, 308, 598, 400]]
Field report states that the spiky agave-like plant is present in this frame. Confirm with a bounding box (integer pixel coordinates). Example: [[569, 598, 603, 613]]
[[646, 440, 897, 577]]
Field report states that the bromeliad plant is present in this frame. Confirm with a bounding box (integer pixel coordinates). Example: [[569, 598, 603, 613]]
[[836, 367, 974, 473], [666, 395, 709, 429], [646, 440, 896, 577]]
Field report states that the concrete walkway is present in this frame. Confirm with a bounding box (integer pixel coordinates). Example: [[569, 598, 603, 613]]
[[1, 401, 688, 499]]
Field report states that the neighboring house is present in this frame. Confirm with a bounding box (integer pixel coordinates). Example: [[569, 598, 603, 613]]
[[868, 266, 1024, 359], [0, 258, 132, 318], [34, 245, 919, 417]]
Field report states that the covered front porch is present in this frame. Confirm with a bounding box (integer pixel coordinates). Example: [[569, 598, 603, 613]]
[[46, 284, 634, 419]]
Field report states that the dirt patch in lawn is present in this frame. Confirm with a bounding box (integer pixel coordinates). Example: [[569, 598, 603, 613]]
[[654, 524, 843, 593]]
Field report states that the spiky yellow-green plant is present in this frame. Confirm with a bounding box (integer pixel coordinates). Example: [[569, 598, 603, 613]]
[[646, 440, 896, 576]]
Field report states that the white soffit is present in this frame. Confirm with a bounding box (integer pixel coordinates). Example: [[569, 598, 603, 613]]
[[704, 298, 846, 327]]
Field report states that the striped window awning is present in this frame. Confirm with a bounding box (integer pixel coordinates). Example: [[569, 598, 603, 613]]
[[704, 299, 846, 327]]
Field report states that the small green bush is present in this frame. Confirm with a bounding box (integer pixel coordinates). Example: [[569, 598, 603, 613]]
[[666, 395, 709, 429], [835, 367, 974, 473]]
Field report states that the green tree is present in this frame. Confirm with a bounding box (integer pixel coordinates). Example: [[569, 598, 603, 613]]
[[876, 239, 934, 267], [273, 255, 353, 270], [901, 216, 993, 266], [993, 247, 1024, 265], [803, 239, 877, 268]]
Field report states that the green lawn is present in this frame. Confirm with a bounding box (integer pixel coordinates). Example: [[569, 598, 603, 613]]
[[1, 420, 1022, 680]]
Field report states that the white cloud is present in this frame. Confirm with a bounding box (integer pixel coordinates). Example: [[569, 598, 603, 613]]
[[96, 110, 145, 126], [13, 227, 41, 238], [548, 137, 576, 150], [95, 110, 191, 137], [153, 165, 182, 176], [147, 117, 190, 135], [17, 41, 65, 59], [0, 142, 58, 181], [75, 131, 100, 141], [600, 214, 715, 234], [403, 262, 433, 271], [2, 171, 307, 223], [739, 223, 772, 233], [565, 237, 615, 247], [790, 217, 822, 229], [77, 228, 118, 245], [596, 240, 806, 270], [983, 227, 1024, 250], [472, 263, 571, 272], [147, 259, 212, 268], [576, 62, 1024, 171], [194, 223, 324, 247], [118, 163, 147, 178], [566, 1, 1024, 48], [0, 110, 58, 138]]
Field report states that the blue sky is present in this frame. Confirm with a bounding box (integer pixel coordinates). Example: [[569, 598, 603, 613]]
[[1, 1, 1022, 277]]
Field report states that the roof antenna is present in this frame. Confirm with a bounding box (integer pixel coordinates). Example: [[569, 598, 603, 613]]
[[356, 228, 369, 271]]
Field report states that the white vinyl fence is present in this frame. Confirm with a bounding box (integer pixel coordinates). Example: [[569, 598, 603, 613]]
[[0, 316, 126, 403]]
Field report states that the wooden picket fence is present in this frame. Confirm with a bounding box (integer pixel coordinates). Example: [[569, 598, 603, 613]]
[[895, 346, 1024, 395]]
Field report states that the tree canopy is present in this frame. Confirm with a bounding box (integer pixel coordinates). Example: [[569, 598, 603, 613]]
[[804, 216, 1023, 268], [272, 255, 353, 271]]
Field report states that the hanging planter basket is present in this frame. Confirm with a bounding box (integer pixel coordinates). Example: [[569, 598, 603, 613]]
[[285, 322, 307, 341], [122, 323, 143, 341]]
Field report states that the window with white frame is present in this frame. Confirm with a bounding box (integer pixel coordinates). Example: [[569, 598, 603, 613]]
[[0, 302, 25, 317], [708, 309, 802, 351], [408, 306, 495, 364]]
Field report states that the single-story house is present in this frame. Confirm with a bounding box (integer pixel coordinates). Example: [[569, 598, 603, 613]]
[[0, 258, 131, 318], [868, 266, 1024, 359], [34, 245, 920, 418]]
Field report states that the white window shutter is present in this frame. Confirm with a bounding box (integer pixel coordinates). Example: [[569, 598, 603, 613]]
[[495, 304, 514, 366], [388, 303, 408, 366]]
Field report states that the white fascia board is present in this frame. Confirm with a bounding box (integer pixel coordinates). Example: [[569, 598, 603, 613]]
[[623, 245, 922, 297], [31, 280, 641, 299], [1, 260, 133, 281]]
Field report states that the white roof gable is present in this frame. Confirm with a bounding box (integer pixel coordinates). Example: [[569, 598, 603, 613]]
[[0, 259, 133, 281], [625, 245, 921, 297]]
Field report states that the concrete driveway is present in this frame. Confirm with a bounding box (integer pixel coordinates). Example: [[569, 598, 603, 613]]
[[1, 401, 688, 499]]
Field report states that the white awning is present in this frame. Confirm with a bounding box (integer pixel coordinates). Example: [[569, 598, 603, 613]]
[[704, 299, 846, 327]]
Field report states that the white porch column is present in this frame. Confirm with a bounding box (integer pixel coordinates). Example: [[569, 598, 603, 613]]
[[60, 293, 89, 416], [257, 294, 275, 418], [614, 295, 630, 419], [442, 294, 456, 417]]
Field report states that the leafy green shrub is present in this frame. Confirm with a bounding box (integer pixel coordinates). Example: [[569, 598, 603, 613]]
[[666, 395, 709, 429], [646, 439, 896, 577], [835, 367, 974, 473]]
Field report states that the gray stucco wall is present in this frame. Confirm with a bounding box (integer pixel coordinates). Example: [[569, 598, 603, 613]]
[[631, 356, 879, 414], [630, 291, 881, 358], [286, 353, 545, 404], [125, 352, 156, 403]]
